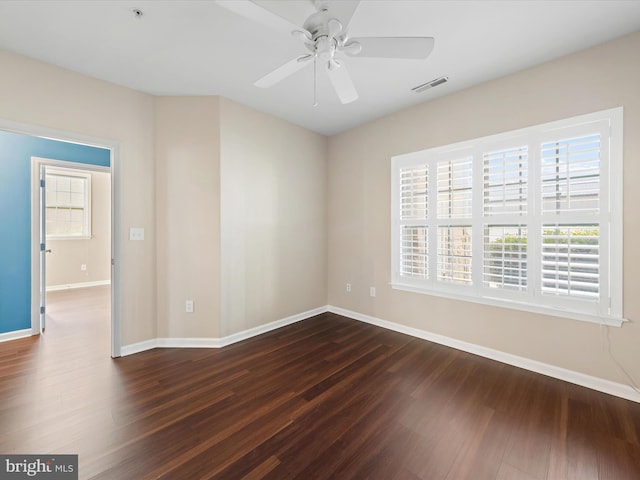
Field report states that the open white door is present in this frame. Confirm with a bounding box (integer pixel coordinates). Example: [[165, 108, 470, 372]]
[[38, 164, 47, 332]]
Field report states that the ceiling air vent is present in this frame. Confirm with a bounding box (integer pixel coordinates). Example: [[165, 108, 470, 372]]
[[412, 76, 448, 93]]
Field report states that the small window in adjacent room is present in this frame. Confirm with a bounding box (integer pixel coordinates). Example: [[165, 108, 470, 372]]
[[45, 168, 91, 239], [391, 108, 623, 326]]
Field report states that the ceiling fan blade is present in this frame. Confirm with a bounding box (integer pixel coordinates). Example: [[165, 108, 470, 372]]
[[326, 60, 358, 104], [347, 37, 435, 59], [255, 55, 313, 88], [216, 0, 307, 37], [324, 0, 361, 30]]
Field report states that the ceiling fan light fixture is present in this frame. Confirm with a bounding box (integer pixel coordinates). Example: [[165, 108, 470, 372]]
[[412, 76, 448, 93]]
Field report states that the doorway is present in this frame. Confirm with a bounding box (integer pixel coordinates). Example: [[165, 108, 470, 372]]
[[33, 159, 112, 349], [0, 121, 119, 357]]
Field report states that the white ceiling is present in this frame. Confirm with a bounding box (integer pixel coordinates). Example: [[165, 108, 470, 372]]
[[0, 0, 639, 136]]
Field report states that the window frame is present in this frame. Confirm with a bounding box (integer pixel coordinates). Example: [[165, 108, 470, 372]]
[[45, 167, 92, 240], [391, 108, 624, 327]]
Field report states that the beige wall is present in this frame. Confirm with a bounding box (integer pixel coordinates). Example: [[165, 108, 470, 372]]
[[155, 96, 221, 338], [2, 29, 637, 391], [46, 170, 111, 288], [328, 32, 640, 385], [0, 47, 328, 346], [0, 49, 156, 346], [220, 98, 328, 336], [154, 96, 327, 339]]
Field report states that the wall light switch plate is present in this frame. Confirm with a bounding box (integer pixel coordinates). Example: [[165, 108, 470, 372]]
[[129, 227, 144, 241]]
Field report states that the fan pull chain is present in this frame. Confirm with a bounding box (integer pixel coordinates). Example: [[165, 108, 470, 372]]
[[313, 54, 318, 107]]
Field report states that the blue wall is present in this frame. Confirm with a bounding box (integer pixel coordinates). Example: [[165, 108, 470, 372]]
[[0, 130, 110, 334]]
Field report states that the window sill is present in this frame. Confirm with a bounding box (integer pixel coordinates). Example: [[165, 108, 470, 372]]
[[390, 282, 626, 327]]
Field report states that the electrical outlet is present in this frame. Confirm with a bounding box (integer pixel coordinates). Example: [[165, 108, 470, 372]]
[[185, 300, 194, 313], [80, 264, 87, 271], [346, 283, 351, 292], [370, 287, 376, 297]]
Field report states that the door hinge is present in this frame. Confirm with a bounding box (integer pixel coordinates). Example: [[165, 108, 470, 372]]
[[40, 306, 45, 314], [40, 179, 45, 188]]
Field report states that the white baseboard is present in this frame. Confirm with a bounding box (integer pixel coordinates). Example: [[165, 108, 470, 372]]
[[218, 306, 328, 347], [0, 328, 33, 343], [120, 303, 640, 403], [47, 280, 111, 292], [328, 306, 640, 404], [156, 337, 223, 348], [120, 305, 329, 357], [120, 338, 158, 356]]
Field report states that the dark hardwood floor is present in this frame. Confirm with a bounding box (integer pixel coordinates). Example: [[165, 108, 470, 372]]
[[1, 286, 640, 479]]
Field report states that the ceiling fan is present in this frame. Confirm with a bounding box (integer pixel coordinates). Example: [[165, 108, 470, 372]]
[[216, 0, 434, 104]]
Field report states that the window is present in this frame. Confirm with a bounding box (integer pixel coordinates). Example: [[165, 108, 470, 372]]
[[391, 108, 623, 326], [45, 168, 91, 239]]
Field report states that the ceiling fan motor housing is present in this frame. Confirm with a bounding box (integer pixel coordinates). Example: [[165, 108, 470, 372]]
[[302, 8, 350, 64], [304, 9, 336, 41]]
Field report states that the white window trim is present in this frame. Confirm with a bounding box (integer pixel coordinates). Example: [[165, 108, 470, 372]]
[[391, 107, 624, 327], [45, 167, 92, 240]]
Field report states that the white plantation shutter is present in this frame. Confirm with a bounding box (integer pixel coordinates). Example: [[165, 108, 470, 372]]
[[482, 146, 529, 293], [437, 226, 472, 284], [436, 158, 473, 285], [483, 146, 528, 216], [541, 225, 599, 299], [540, 130, 603, 306], [400, 226, 428, 278], [398, 165, 429, 280], [400, 165, 428, 220], [541, 134, 600, 215], [391, 108, 622, 325], [483, 225, 527, 291], [437, 157, 473, 219]]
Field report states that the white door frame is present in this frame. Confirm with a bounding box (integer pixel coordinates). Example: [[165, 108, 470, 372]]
[[0, 117, 121, 357], [31, 158, 111, 331]]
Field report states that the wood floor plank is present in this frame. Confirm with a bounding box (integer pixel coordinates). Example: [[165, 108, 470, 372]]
[[496, 462, 542, 480], [445, 408, 512, 480], [1, 286, 640, 479]]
